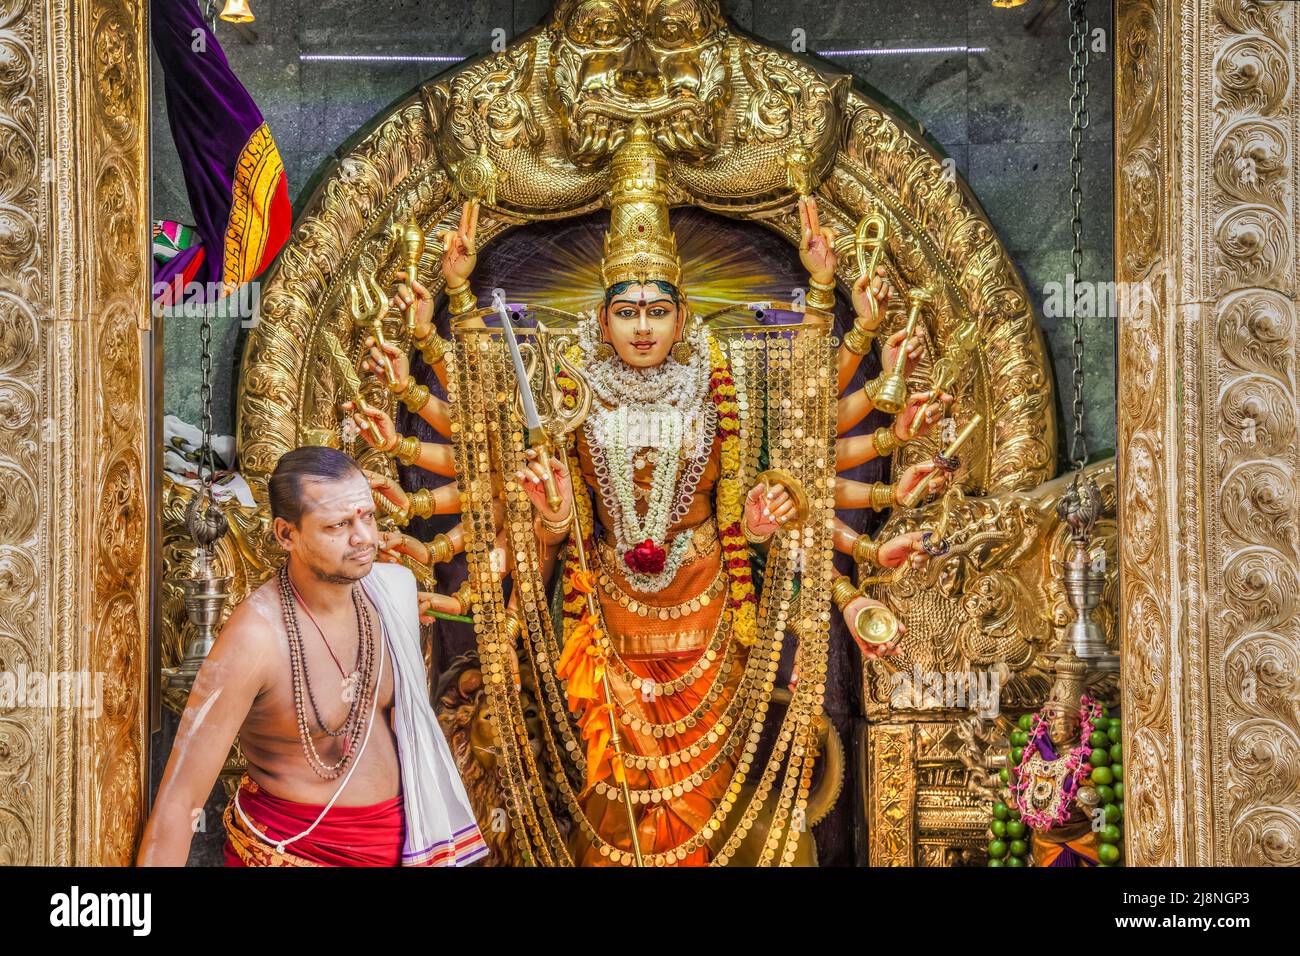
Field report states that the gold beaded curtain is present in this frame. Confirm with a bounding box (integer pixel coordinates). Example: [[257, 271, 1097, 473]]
[[449, 319, 839, 865]]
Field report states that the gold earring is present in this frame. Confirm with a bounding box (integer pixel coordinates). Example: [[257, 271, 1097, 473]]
[[671, 317, 695, 363], [595, 341, 615, 361]]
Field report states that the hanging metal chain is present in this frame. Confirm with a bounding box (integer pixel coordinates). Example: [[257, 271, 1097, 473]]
[[185, 300, 230, 560], [1055, 1, 1116, 670], [1067, 0, 1090, 473], [198, 306, 217, 487]]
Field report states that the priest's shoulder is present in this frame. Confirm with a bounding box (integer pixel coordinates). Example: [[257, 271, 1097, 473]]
[[208, 577, 284, 663], [366, 560, 418, 599]]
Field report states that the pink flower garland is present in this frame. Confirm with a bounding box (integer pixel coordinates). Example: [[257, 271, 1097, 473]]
[[1010, 694, 1102, 830]]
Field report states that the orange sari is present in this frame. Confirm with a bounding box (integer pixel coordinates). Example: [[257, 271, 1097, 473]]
[[570, 427, 745, 865]]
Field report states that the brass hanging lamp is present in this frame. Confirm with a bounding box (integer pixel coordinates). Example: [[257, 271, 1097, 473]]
[[165, 302, 232, 693], [1053, 0, 1117, 672]]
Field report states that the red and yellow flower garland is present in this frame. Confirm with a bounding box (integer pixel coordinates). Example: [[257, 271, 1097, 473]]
[[708, 335, 758, 647]]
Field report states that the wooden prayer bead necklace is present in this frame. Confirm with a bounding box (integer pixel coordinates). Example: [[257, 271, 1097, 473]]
[[286, 570, 371, 737], [277, 566, 377, 780]]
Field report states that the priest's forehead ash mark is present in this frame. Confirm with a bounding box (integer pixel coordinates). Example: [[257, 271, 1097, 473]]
[[302, 476, 375, 517]]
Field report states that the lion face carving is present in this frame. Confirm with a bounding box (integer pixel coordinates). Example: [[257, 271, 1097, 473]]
[[547, 0, 731, 165]]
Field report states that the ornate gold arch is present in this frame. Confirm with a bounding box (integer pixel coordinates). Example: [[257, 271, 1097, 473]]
[[7, 0, 1287, 872], [236, 21, 1055, 492], [2, 0, 151, 865]]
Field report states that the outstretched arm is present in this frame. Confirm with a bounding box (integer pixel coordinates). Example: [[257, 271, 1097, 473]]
[[835, 460, 951, 510], [361, 337, 454, 440], [385, 200, 480, 393], [345, 399, 456, 477], [137, 597, 275, 866], [835, 390, 952, 468], [836, 329, 928, 434], [365, 469, 461, 525]]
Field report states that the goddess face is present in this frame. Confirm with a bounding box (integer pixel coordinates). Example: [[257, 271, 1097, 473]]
[[598, 280, 685, 369], [548, 0, 730, 165]]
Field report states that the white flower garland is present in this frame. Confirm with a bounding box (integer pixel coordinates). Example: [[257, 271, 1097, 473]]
[[578, 313, 716, 592]]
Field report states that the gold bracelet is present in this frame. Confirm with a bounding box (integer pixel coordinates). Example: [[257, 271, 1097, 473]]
[[863, 374, 886, 407], [806, 276, 836, 312], [428, 532, 454, 564], [400, 382, 431, 414], [852, 534, 880, 567], [538, 511, 574, 536], [842, 321, 876, 355], [452, 580, 477, 615], [391, 434, 421, 467], [446, 281, 477, 316], [391, 376, 413, 398], [415, 331, 447, 367], [831, 575, 861, 611], [409, 487, 435, 519], [869, 481, 896, 511], [872, 426, 900, 459], [502, 610, 524, 644]]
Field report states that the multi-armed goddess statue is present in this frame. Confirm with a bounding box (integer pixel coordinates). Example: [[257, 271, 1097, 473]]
[[345, 121, 954, 866]]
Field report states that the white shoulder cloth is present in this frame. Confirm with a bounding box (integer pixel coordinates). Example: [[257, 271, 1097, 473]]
[[360, 563, 487, 867]]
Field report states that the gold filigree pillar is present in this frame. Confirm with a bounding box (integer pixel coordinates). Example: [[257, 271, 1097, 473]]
[[1116, 0, 1299, 866], [0, 0, 150, 864]]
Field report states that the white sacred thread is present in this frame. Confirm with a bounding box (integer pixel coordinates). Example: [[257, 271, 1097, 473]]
[[234, 621, 387, 855]]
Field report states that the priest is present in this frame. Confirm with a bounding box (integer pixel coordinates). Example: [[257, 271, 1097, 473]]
[[138, 446, 485, 867]]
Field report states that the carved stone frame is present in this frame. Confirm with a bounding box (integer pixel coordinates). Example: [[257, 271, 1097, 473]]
[[0, 0, 151, 864], [1115, 0, 1299, 866]]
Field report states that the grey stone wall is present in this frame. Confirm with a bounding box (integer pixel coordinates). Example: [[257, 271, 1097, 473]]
[[154, 0, 1116, 460]]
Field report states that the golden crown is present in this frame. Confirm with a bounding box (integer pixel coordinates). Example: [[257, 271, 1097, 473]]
[[600, 120, 682, 289]]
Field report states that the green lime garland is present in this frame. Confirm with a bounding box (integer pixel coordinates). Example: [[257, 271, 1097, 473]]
[[986, 706, 1125, 867]]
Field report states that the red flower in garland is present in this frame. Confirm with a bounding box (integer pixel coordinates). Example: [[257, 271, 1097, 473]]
[[624, 538, 667, 574]]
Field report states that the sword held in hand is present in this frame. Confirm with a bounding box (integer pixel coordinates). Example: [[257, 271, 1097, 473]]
[[489, 291, 642, 863], [492, 290, 563, 513]]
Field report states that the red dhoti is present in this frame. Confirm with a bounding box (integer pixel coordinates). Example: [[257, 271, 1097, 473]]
[[222, 774, 405, 867]]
